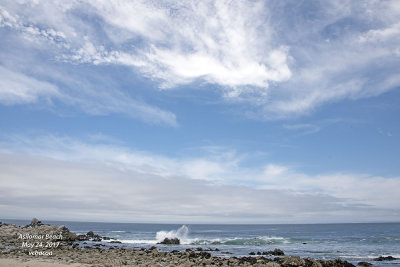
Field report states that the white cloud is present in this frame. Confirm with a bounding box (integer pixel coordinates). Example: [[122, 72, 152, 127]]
[[1, 152, 398, 223], [1, 1, 399, 120], [0, 134, 399, 223], [0, 64, 177, 126], [0, 66, 61, 105]]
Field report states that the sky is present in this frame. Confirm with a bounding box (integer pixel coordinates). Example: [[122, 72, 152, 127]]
[[0, 0, 399, 224]]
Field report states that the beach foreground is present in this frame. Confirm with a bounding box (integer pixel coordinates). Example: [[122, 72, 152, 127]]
[[0, 219, 375, 267]]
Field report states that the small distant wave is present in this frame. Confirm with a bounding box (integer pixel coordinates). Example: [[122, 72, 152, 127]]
[[190, 236, 290, 246], [116, 239, 158, 245]]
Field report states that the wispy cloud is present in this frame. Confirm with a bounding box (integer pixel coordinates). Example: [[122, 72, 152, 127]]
[[0, 66, 61, 105], [1, 134, 399, 222], [4, 1, 397, 120], [1, 1, 399, 121], [0, 2, 177, 126], [283, 123, 321, 136]]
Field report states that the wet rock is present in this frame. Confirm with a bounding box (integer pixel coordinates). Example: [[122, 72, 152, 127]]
[[87, 231, 95, 238], [357, 262, 372, 266], [158, 237, 180, 244], [77, 234, 88, 241], [263, 248, 285, 256], [373, 256, 397, 261], [319, 259, 355, 267], [110, 240, 121, 243], [249, 251, 256, 255]]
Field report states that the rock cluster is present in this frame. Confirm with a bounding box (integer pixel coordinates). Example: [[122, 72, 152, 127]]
[[0, 218, 78, 247], [158, 237, 180, 245], [2, 219, 391, 267], [373, 255, 397, 261], [249, 248, 285, 256]]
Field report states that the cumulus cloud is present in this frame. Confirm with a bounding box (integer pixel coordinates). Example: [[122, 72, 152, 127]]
[[0, 134, 399, 222]]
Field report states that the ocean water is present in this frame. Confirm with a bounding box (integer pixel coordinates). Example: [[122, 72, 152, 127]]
[[2, 219, 400, 266]]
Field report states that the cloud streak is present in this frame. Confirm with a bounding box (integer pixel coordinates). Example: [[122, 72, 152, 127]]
[[0, 134, 399, 222], [3, 1, 398, 119], [1, 153, 398, 224]]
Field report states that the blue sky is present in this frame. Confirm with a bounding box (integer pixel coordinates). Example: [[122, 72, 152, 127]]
[[0, 0, 399, 223]]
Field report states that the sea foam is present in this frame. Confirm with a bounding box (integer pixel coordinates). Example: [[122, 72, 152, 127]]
[[156, 225, 189, 243]]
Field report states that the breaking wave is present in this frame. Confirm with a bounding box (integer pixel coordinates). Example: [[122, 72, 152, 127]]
[[112, 225, 291, 246], [156, 225, 189, 243]]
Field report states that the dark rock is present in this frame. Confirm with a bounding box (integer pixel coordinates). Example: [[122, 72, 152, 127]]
[[158, 237, 180, 245], [77, 234, 88, 241], [239, 257, 257, 264], [319, 259, 355, 267], [263, 248, 285, 256], [257, 251, 262, 255], [185, 248, 192, 252], [188, 251, 196, 258], [196, 247, 203, 251], [249, 251, 256, 255], [200, 252, 211, 259], [373, 256, 397, 261], [102, 236, 111, 240], [87, 231, 95, 237], [92, 237, 102, 242], [149, 246, 157, 250], [110, 240, 121, 243], [26, 218, 43, 227], [357, 262, 372, 266]]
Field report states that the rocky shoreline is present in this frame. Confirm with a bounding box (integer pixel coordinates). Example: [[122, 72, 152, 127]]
[[0, 219, 397, 267]]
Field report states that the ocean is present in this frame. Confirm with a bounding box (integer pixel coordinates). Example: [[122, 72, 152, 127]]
[[2, 219, 400, 266]]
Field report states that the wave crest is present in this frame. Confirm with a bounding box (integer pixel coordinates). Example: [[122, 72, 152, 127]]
[[156, 225, 189, 242]]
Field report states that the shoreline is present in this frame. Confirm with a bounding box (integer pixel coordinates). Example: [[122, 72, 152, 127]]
[[1, 219, 396, 266]]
